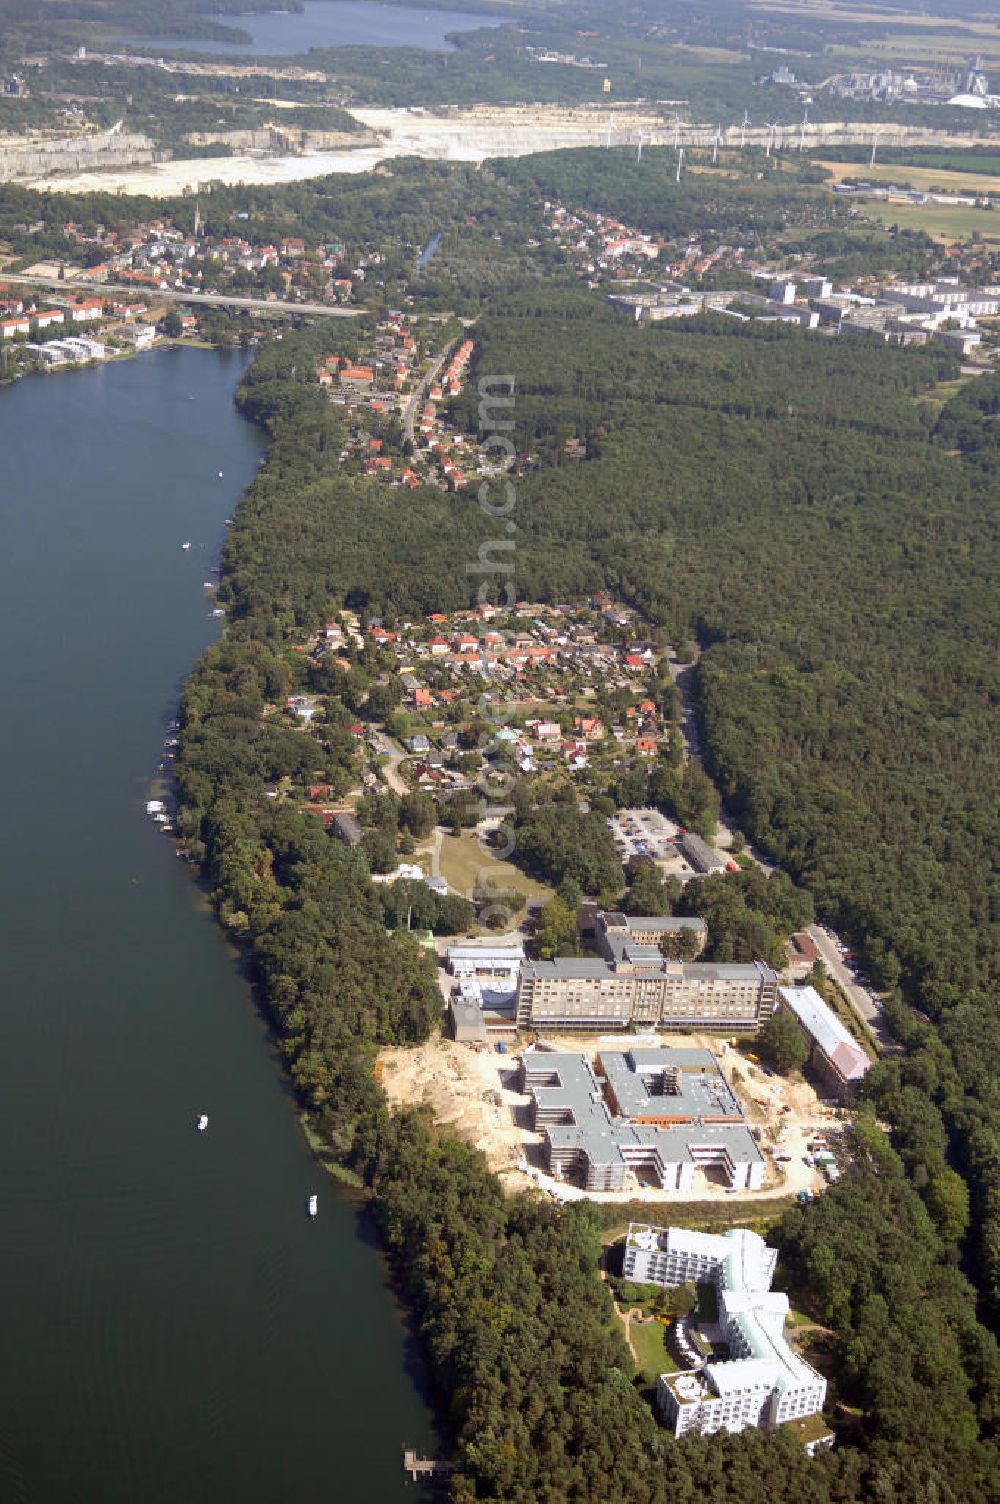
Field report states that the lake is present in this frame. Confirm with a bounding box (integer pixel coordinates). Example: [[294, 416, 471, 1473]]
[[127, 1, 500, 55], [0, 348, 435, 1503]]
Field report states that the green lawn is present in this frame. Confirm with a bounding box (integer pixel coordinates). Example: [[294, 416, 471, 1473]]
[[784, 1305, 814, 1330], [597, 1199, 797, 1239], [858, 200, 1000, 244], [437, 831, 556, 909], [628, 1317, 679, 1385]]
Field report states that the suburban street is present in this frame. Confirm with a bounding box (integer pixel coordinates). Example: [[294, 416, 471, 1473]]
[[403, 338, 457, 448]]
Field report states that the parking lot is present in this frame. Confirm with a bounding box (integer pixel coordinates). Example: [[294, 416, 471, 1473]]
[[608, 807, 679, 862]]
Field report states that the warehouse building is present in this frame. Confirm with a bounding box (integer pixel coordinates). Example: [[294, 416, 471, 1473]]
[[678, 832, 728, 875], [778, 985, 871, 1098]]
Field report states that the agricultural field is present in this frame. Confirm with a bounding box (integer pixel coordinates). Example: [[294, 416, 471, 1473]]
[[752, 0, 1000, 67], [751, 0, 992, 31], [857, 198, 1000, 241], [817, 159, 1000, 195]]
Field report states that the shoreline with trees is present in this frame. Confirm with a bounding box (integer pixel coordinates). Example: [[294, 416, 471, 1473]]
[[166, 309, 1000, 1500]]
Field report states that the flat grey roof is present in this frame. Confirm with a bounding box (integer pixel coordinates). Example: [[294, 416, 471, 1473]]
[[522, 959, 615, 980], [627, 916, 708, 933], [523, 957, 774, 984], [524, 1049, 763, 1171], [603, 1049, 745, 1124], [688, 961, 777, 982], [626, 1046, 718, 1070]]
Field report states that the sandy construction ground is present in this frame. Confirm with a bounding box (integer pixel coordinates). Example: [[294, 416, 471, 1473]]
[[378, 1034, 541, 1188], [21, 106, 1000, 196], [22, 106, 649, 195], [377, 1029, 837, 1204], [23, 145, 401, 195]]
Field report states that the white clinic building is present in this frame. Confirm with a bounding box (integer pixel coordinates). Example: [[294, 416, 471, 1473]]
[[624, 1225, 827, 1438]]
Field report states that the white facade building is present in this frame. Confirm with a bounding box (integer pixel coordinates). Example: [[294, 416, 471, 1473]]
[[622, 1225, 828, 1439]]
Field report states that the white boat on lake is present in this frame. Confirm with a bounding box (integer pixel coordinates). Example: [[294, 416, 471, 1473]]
[[308, 1194, 318, 1218], [197, 1114, 208, 1131], [181, 541, 192, 551]]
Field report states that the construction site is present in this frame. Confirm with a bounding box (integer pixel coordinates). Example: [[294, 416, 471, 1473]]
[[377, 1029, 845, 1205]]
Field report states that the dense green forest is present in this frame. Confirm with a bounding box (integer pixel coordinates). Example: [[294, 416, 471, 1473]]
[[171, 286, 1000, 1499]]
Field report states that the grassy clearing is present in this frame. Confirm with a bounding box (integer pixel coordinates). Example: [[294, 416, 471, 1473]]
[[628, 1316, 679, 1384], [599, 1198, 797, 1241], [916, 376, 977, 417], [858, 200, 1000, 243], [784, 1305, 815, 1330], [437, 831, 555, 908]]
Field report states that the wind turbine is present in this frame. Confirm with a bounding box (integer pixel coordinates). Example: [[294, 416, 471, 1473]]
[[740, 109, 750, 150], [766, 122, 775, 157], [673, 118, 680, 151], [676, 147, 685, 183], [713, 124, 721, 164], [798, 107, 809, 151], [870, 130, 879, 168]]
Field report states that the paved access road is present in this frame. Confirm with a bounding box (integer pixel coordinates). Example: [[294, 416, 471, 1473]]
[[12, 273, 364, 318], [402, 338, 457, 448], [373, 731, 409, 797], [805, 924, 889, 1036]]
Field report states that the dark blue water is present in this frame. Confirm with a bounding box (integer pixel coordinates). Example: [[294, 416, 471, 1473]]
[[127, 1, 499, 55], [0, 348, 434, 1503]]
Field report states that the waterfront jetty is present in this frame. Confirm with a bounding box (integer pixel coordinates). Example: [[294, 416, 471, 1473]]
[[402, 1448, 459, 1483]]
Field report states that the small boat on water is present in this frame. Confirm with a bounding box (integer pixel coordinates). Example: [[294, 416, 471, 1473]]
[[218, 471, 224, 479], [181, 541, 192, 551], [308, 1194, 318, 1218], [197, 1114, 208, 1131]]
